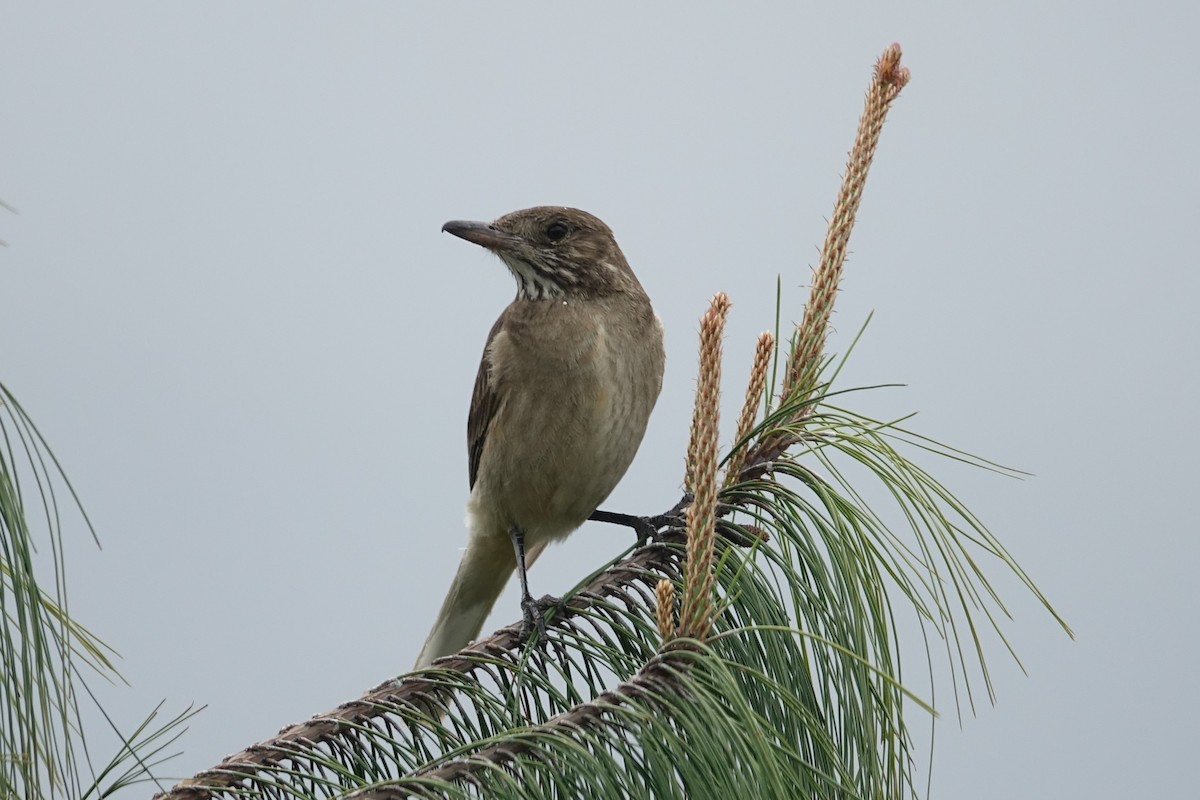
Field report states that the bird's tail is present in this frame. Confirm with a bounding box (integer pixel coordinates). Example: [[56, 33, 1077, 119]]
[[414, 531, 548, 668]]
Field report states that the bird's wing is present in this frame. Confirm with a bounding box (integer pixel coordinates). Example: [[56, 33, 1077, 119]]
[[468, 313, 506, 489]]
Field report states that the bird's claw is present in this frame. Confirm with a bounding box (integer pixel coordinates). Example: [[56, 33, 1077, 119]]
[[519, 593, 562, 643], [637, 494, 693, 544], [636, 513, 686, 545]]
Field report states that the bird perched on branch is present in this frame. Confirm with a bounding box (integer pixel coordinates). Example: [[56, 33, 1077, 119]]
[[414, 206, 665, 668]]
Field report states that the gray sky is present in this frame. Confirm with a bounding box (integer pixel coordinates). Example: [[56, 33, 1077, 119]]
[[3, 3, 1196, 797]]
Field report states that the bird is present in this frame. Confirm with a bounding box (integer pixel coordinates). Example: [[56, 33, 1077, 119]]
[[413, 206, 665, 668]]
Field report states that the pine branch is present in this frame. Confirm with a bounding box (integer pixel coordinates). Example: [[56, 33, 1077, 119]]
[[156, 530, 692, 799], [152, 44, 1070, 800]]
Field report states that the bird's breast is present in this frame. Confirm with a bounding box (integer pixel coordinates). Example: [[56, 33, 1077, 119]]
[[469, 297, 664, 545]]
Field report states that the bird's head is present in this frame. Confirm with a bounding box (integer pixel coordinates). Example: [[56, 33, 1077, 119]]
[[442, 206, 642, 300]]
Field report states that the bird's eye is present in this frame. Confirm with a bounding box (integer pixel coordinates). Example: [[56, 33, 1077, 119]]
[[546, 220, 569, 241]]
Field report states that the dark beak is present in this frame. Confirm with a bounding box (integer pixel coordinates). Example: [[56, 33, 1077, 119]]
[[442, 220, 523, 252]]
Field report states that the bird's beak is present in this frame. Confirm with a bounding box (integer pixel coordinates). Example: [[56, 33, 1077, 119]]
[[442, 220, 524, 252]]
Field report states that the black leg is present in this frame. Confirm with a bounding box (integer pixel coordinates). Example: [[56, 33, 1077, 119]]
[[588, 494, 692, 545], [588, 509, 656, 541], [509, 526, 545, 641]]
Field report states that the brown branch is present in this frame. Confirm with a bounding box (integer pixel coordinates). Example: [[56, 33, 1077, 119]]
[[723, 331, 775, 487], [381, 644, 699, 798], [781, 42, 910, 401], [655, 578, 676, 640], [679, 293, 729, 638], [737, 43, 910, 479]]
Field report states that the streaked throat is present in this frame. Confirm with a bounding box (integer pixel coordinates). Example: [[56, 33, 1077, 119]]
[[499, 253, 566, 301]]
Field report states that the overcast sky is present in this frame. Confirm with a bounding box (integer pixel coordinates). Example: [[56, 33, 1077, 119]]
[[3, 3, 1196, 798]]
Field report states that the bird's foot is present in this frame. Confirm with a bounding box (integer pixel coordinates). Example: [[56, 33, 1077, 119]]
[[518, 593, 562, 644]]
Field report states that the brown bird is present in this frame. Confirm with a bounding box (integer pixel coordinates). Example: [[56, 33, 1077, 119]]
[[414, 206, 665, 668]]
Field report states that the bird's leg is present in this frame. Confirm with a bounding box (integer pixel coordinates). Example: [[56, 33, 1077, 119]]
[[588, 493, 693, 546], [588, 510, 659, 544], [509, 526, 552, 642]]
